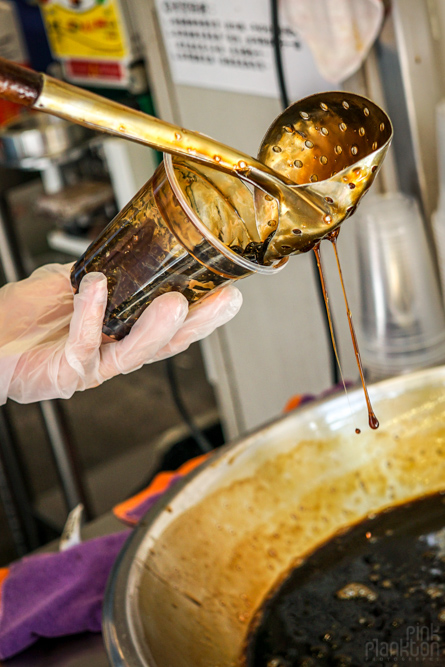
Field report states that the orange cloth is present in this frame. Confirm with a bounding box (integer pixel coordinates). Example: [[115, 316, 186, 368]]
[[113, 453, 209, 523], [0, 567, 10, 604], [284, 394, 304, 413]]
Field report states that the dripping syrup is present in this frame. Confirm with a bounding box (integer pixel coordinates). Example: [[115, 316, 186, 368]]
[[312, 243, 344, 385], [313, 230, 379, 431]]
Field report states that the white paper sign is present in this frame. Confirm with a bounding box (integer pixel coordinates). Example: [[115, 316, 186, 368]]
[[154, 0, 331, 100]]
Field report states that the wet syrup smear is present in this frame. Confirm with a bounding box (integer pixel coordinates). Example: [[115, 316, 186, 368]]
[[246, 492, 445, 667]]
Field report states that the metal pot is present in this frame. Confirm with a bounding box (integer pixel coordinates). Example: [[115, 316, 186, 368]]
[[103, 366, 445, 666], [0, 112, 91, 169]]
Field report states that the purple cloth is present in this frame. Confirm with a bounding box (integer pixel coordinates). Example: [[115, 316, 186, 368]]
[[298, 381, 356, 407], [0, 530, 130, 660]]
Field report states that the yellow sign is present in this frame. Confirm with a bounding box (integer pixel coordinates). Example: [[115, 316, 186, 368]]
[[39, 0, 128, 60]]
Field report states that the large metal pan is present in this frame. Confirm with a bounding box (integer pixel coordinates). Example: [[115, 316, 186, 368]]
[[103, 366, 445, 666]]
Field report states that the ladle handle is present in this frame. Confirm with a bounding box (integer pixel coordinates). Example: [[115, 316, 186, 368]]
[[0, 57, 43, 107], [0, 57, 280, 186]]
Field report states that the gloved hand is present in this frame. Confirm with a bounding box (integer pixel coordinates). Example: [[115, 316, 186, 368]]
[[0, 263, 242, 405]]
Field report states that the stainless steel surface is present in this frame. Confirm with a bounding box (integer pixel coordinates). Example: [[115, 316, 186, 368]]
[[39, 401, 92, 517], [104, 365, 445, 666], [0, 113, 90, 170], [0, 202, 21, 284], [392, 0, 444, 221]]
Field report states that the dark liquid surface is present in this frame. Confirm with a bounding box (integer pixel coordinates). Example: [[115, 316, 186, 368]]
[[247, 493, 445, 667]]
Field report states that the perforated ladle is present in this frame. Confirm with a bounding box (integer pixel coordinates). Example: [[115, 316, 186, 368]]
[[255, 91, 393, 263], [0, 58, 392, 262]]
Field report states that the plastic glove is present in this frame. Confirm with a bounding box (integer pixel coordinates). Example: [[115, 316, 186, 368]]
[[0, 263, 242, 405]]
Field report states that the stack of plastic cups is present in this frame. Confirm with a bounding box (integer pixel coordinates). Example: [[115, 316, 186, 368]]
[[355, 192, 445, 381], [432, 99, 445, 299]]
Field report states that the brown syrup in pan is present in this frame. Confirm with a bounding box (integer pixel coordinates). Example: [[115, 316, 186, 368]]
[[246, 492, 445, 667]]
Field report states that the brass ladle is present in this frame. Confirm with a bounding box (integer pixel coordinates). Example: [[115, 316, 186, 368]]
[[256, 91, 393, 263], [0, 58, 392, 262]]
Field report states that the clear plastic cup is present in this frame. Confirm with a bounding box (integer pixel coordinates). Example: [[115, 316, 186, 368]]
[[71, 154, 287, 340], [355, 192, 445, 380]]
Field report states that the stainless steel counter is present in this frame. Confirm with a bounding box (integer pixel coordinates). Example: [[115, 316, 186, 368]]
[[2, 632, 110, 667]]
